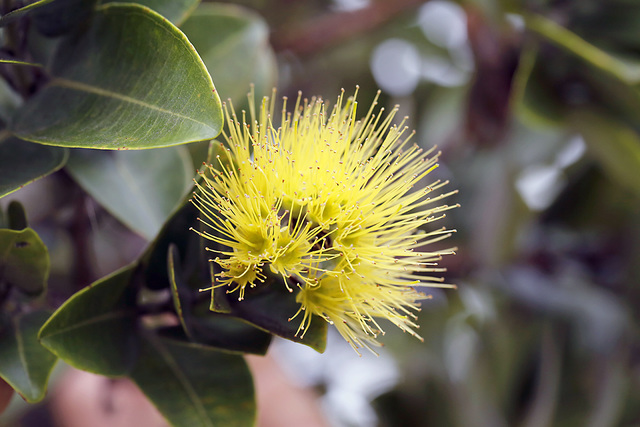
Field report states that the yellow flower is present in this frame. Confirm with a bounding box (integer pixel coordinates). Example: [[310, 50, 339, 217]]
[[192, 87, 457, 353]]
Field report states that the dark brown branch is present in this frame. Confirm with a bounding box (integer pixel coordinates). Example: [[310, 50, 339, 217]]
[[270, 0, 428, 57]]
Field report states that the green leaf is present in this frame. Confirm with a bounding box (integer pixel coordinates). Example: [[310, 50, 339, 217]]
[[186, 139, 219, 171], [38, 266, 139, 376], [224, 280, 328, 353], [185, 314, 273, 355], [208, 263, 231, 314], [0, 311, 57, 403], [66, 146, 193, 240], [6, 201, 27, 231], [13, 3, 223, 149], [569, 109, 640, 196], [140, 198, 201, 290], [0, 0, 56, 27], [102, 0, 200, 25], [131, 334, 256, 427], [181, 3, 277, 106], [0, 135, 68, 199], [26, 21, 62, 66], [0, 79, 22, 124], [0, 228, 49, 296], [31, 0, 97, 37], [168, 244, 191, 338]]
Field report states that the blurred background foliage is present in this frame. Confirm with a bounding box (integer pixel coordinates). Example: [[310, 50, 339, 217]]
[[1, 0, 639, 426]]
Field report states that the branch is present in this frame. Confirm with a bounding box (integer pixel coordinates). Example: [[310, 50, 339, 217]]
[[271, 0, 428, 57]]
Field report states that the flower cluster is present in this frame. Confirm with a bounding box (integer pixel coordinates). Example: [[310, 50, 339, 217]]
[[191, 88, 457, 353]]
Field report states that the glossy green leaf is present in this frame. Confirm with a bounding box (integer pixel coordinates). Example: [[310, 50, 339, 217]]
[[185, 314, 272, 355], [181, 3, 277, 106], [131, 334, 256, 427], [570, 109, 640, 196], [158, 320, 272, 356], [13, 3, 223, 149], [66, 146, 193, 240], [0, 311, 57, 403], [103, 0, 199, 25], [140, 198, 201, 290], [0, 228, 49, 296], [7, 201, 27, 231], [38, 266, 139, 376], [224, 280, 328, 353], [0, 135, 68, 199], [31, 0, 97, 37], [0, 0, 56, 27]]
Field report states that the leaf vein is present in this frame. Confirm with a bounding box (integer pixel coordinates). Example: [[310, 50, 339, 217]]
[[41, 310, 131, 340], [50, 78, 215, 130], [153, 340, 213, 427]]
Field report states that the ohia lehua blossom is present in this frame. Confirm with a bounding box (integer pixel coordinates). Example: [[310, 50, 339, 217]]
[[191, 87, 457, 353]]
